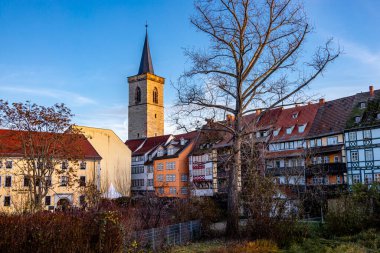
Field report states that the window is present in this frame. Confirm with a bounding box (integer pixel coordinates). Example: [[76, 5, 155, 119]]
[[365, 174, 373, 184], [80, 161, 86, 170], [317, 157, 322, 164], [156, 163, 163, 171], [166, 162, 176, 170], [169, 187, 177, 195], [157, 174, 164, 182], [131, 179, 144, 187], [147, 165, 153, 173], [375, 173, 380, 183], [351, 151, 359, 162], [167, 148, 176, 156], [353, 175, 360, 184], [4, 196, 10, 207], [365, 149, 373, 161], [135, 86, 141, 104], [36, 161, 43, 170], [45, 176, 52, 187], [5, 176, 11, 187], [147, 179, 154, 186], [336, 175, 341, 184], [80, 176, 86, 187], [312, 177, 324, 185], [132, 156, 144, 162], [286, 126, 294, 134], [166, 174, 176, 182], [355, 116, 361, 123], [79, 195, 86, 206], [334, 156, 340, 163], [5, 161, 12, 169], [298, 123, 307, 133], [0, 161, 2, 168], [292, 112, 299, 119], [349, 132, 357, 141], [360, 102, 366, 109], [273, 128, 281, 136], [275, 160, 280, 168], [316, 139, 322, 147], [158, 187, 164, 195], [153, 87, 158, 104], [132, 165, 144, 174], [181, 174, 188, 182], [61, 161, 68, 170], [157, 149, 164, 157], [363, 130, 371, 139], [45, 196, 51, 206], [327, 136, 338, 145], [60, 176, 68, 186], [24, 176, 30, 187], [181, 187, 188, 195], [324, 156, 329, 164]]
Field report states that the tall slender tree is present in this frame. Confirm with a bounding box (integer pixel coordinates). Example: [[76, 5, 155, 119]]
[[174, 0, 340, 237]]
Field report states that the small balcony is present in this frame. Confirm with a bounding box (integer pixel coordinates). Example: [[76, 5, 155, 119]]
[[305, 163, 346, 177], [266, 166, 305, 176]]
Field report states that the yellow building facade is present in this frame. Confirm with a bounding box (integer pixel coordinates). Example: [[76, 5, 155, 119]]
[[75, 126, 132, 197]]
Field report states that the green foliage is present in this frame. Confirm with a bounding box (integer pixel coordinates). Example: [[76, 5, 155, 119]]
[[324, 183, 380, 236]]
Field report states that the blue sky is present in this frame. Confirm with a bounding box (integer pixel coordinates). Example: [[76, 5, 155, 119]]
[[0, 0, 379, 140]]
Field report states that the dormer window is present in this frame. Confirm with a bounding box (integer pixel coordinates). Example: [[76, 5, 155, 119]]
[[167, 148, 176, 156], [273, 128, 281, 136], [292, 112, 299, 119], [180, 138, 186, 145], [286, 126, 294, 135], [355, 116, 361, 123], [360, 102, 366, 109], [157, 149, 164, 157], [298, 123, 307, 133], [256, 132, 260, 138]]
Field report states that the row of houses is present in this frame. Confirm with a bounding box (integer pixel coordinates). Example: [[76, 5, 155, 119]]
[[126, 86, 380, 199]]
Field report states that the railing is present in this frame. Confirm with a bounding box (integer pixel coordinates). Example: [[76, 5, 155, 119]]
[[305, 163, 346, 176], [266, 166, 305, 176], [132, 220, 201, 251]]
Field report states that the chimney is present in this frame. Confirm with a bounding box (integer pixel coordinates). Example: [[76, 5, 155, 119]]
[[370, 85, 374, 97], [319, 98, 325, 105], [255, 109, 262, 116]]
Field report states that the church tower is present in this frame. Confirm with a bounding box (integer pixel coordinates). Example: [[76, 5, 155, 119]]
[[128, 29, 165, 140]]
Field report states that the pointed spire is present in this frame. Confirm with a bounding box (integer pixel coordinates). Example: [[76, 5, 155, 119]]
[[138, 23, 154, 75]]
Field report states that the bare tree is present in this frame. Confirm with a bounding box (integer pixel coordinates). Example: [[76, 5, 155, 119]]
[[0, 101, 85, 212], [174, 0, 340, 236]]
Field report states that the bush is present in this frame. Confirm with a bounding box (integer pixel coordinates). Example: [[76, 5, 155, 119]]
[[0, 210, 124, 253]]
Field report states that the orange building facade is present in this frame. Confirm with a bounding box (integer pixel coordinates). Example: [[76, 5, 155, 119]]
[[153, 132, 197, 198]]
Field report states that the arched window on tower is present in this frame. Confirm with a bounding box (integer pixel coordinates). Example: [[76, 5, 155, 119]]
[[135, 87, 141, 104], [153, 87, 158, 104]]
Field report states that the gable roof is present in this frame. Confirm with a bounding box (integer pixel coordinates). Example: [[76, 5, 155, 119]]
[[0, 129, 101, 159], [125, 138, 146, 153], [308, 95, 356, 138], [132, 134, 172, 156], [271, 103, 321, 142]]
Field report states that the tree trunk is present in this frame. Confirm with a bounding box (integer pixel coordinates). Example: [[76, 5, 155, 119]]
[[226, 130, 241, 237]]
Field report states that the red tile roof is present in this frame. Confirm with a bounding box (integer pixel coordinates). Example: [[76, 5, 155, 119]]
[[271, 103, 321, 142], [0, 129, 101, 159], [174, 131, 198, 140], [265, 149, 304, 159], [125, 138, 145, 153], [308, 95, 356, 137], [133, 134, 172, 155]]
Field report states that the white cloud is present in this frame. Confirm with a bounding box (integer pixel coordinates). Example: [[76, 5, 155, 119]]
[[342, 40, 380, 70], [0, 86, 96, 106]]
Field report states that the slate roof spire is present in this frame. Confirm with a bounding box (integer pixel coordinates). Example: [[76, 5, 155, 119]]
[[138, 24, 154, 75]]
